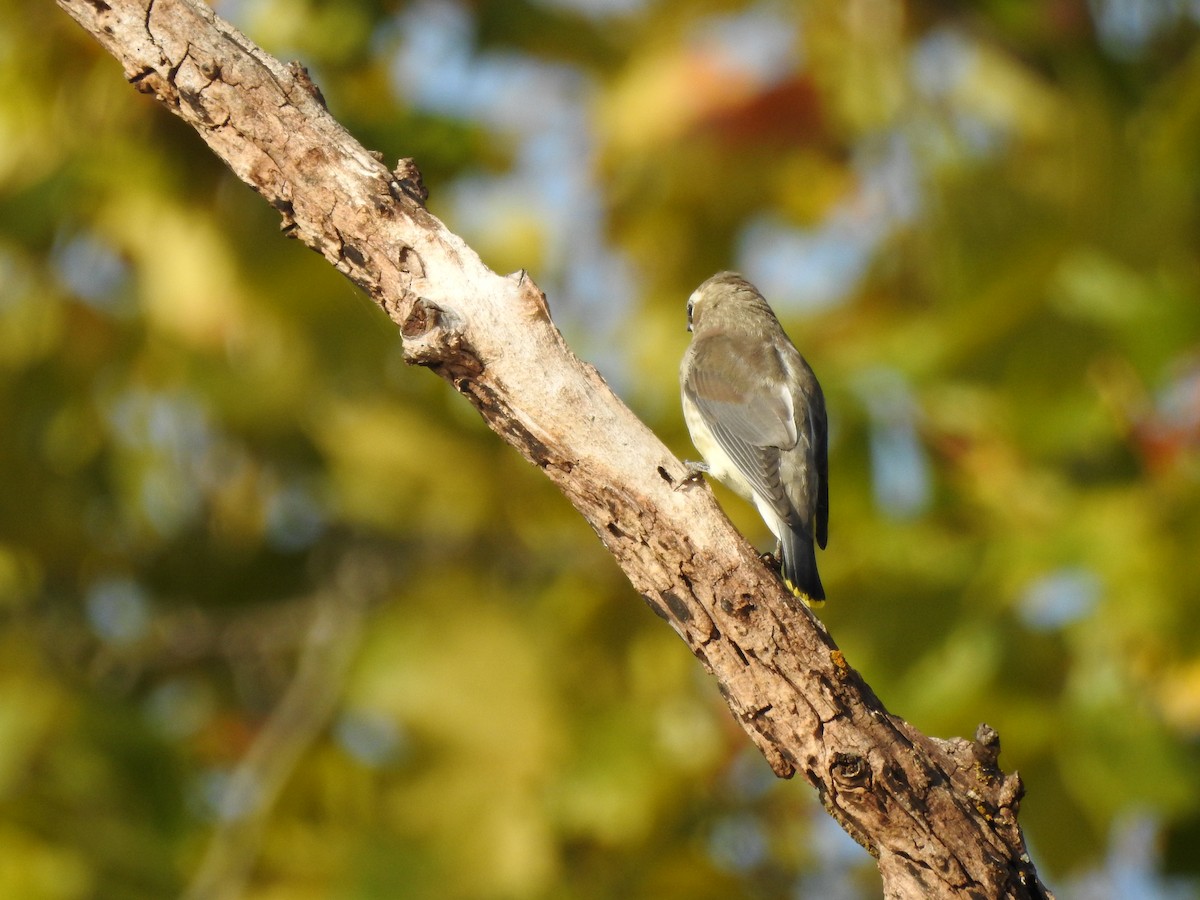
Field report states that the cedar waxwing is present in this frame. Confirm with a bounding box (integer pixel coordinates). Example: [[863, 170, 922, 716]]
[[680, 272, 829, 606]]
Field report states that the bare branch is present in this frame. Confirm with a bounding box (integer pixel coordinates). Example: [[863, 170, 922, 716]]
[[58, 0, 1053, 895], [183, 565, 374, 900]]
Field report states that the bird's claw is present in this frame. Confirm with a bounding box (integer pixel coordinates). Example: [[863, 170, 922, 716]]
[[675, 460, 710, 491]]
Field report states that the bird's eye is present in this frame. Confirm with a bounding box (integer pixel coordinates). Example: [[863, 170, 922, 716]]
[[686, 299, 694, 325]]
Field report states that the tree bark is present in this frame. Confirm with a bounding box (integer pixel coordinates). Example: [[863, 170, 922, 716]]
[[57, 1, 1054, 896]]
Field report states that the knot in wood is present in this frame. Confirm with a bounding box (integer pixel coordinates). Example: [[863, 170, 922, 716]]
[[392, 157, 429, 204], [402, 297, 439, 339], [661, 589, 694, 624], [998, 771, 1025, 809], [972, 722, 1002, 770], [830, 752, 872, 793], [718, 592, 756, 618], [399, 297, 477, 373], [286, 61, 327, 107]]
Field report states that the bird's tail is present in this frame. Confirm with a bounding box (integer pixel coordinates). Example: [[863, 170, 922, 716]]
[[779, 525, 825, 607]]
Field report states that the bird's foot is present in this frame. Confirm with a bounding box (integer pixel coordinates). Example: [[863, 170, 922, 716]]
[[674, 460, 710, 491]]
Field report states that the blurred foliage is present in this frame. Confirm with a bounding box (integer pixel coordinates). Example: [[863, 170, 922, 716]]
[[3, 0, 1200, 897]]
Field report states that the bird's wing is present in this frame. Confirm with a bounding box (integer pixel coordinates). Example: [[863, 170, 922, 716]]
[[684, 334, 802, 526], [810, 393, 829, 549]]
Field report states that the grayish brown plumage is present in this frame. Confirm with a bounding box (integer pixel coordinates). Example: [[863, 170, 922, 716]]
[[680, 272, 829, 605]]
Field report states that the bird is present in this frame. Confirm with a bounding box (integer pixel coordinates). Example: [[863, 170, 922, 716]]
[[679, 272, 829, 606]]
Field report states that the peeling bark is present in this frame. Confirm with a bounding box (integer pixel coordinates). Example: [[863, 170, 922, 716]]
[[58, 1, 1055, 896]]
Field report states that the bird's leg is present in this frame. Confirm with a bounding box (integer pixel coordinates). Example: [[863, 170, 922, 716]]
[[760, 540, 783, 573]]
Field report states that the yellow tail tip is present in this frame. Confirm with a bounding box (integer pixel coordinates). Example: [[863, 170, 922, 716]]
[[783, 578, 825, 609]]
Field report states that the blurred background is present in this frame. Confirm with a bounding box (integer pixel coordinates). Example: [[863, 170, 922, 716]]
[[3, 0, 1200, 897]]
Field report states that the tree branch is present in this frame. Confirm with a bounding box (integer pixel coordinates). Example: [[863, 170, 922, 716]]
[[58, 0, 1053, 896], [184, 580, 369, 900]]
